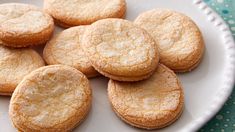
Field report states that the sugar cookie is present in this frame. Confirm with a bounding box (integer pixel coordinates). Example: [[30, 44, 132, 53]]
[[0, 3, 54, 47], [82, 18, 159, 81], [43, 26, 99, 78], [108, 64, 184, 129], [43, 0, 126, 27], [134, 9, 204, 72], [0, 45, 44, 96], [9, 65, 91, 131]]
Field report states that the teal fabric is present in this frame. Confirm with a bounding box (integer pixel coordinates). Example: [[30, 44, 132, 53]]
[[200, 0, 235, 131]]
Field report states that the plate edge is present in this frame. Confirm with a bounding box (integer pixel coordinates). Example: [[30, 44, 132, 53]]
[[181, 0, 235, 132]]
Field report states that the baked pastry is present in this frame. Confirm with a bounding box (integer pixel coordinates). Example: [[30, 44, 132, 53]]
[[43, 26, 99, 78], [108, 64, 184, 129], [82, 18, 159, 81], [0, 3, 54, 47], [9, 65, 92, 131], [43, 0, 126, 27], [0, 45, 44, 95], [134, 9, 204, 72]]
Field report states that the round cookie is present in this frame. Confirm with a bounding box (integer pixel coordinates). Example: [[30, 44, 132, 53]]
[[108, 64, 184, 129], [134, 9, 204, 72], [0, 45, 45, 96], [0, 3, 54, 47], [43, 0, 126, 27], [43, 26, 99, 78], [82, 18, 159, 81], [9, 65, 92, 132]]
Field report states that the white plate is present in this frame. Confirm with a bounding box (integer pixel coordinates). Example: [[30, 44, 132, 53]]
[[0, 0, 235, 132]]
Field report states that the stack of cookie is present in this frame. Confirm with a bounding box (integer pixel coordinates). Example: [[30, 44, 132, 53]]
[[0, 0, 204, 131]]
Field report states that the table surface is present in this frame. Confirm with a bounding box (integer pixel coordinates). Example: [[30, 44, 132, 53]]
[[201, 0, 235, 131]]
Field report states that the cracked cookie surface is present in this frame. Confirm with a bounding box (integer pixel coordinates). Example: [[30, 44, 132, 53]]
[[0, 45, 44, 95], [108, 64, 184, 129], [0, 3, 54, 47], [82, 18, 159, 81], [134, 9, 204, 72], [43, 26, 99, 78], [9, 65, 91, 131], [43, 0, 126, 27]]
